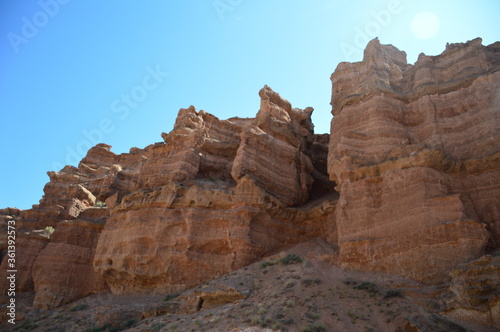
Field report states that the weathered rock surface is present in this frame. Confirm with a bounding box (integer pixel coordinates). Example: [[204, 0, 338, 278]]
[[0, 85, 335, 307], [0, 235, 49, 294], [444, 255, 500, 330], [1, 38, 499, 320], [232, 86, 316, 206], [93, 87, 335, 294], [328, 38, 500, 283], [32, 208, 108, 309]]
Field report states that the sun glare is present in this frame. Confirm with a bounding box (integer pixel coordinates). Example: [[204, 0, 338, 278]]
[[411, 12, 440, 40]]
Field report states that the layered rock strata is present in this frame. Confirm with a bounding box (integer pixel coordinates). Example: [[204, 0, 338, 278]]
[[0, 38, 498, 314], [0, 85, 335, 305], [328, 38, 500, 283], [93, 86, 336, 294], [444, 255, 500, 330], [32, 208, 108, 309]]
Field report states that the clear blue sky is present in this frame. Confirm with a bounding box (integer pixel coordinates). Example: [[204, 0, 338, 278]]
[[1, 0, 499, 209]]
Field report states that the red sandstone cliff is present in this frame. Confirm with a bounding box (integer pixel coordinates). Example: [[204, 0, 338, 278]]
[[0, 37, 499, 330], [329, 37, 500, 284]]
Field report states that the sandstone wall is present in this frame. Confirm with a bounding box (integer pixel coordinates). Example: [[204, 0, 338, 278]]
[[31, 209, 108, 309], [1, 38, 498, 311], [93, 86, 335, 294], [328, 38, 500, 283]]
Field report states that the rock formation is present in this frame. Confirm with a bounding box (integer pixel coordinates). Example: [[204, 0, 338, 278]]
[[444, 255, 500, 330], [0, 38, 498, 332], [328, 37, 500, 283], [92, 86, 336, 294], [31, 208, 108, 309], [0, 85, 336, 309]]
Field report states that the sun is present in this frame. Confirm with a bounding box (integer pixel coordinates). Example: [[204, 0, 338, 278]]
[[411, 12, 440, 40]]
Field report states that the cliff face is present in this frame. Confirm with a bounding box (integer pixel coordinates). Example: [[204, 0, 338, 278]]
[[329, 37, 500, 283], [0, 86, 335, 306], [0, 38, 499, 321], [92, 86, 335, 294]]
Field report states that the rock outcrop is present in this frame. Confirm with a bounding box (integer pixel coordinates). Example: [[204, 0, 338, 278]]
[[0, 85, 335, 306], [92, 86, 335, 294], [0, 38, 498, 320], [328, 37, 500, 283], [444, 255, 500, 330], [0, 235, 49, 294], [32, 208, 108, 309]]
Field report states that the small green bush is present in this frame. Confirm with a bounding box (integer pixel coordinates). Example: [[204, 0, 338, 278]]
[[69, 303, 89, 312], [301, 321, 327, 332], [353, 281, 378, 294], [82, 324, 121, 332], [302, 278, 322, 286], [384, 289, 404, 299], [260, 260, 276, 269], [45, 226, 55, 234], [251, 315, 263, 325], [13, 319, 38, 331], [150, 323, 165, 332], [280, 254, 303, 265], [164, 293, 180, 301], [95, 200, 107, 208], [82, 327, 104, 332]]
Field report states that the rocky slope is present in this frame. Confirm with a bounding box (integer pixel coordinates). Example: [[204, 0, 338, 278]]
[[1, 38, 499, 331]]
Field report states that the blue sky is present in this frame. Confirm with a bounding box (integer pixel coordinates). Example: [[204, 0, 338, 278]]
[[1, 0, 499, 209]]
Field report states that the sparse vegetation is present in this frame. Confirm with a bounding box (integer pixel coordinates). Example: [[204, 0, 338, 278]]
[[280, 253, 303, 265], [69, 303, 89, 312], [302, 278, 322, 287], [150, 322, 166, 332], [13, 319, 38, 331], [260, 260, 275, 269], [121, 319, 138, 330], [300, 320, 327, 332], [164, 293, 180, 301], [83, 324, 121, 332], [384, 289, 404, 299], [257, 306, 268, 315], [250, 315, 263, 325], [94, 200, 107, 208], [353, 281, 378, 294], [260, 254, 304, 269], [305, 312, 321, 320], [45, 226, 55, 234], [81, 320, 137, 332], [430, 314, 467, 332]]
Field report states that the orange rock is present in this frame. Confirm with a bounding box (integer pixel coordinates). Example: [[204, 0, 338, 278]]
[[444, 255, 500, 330], [328, 38, 500, 283], [32, 212, 108, 309]]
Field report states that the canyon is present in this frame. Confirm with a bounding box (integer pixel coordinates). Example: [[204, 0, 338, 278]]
[[1, 38, 499, 331]]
